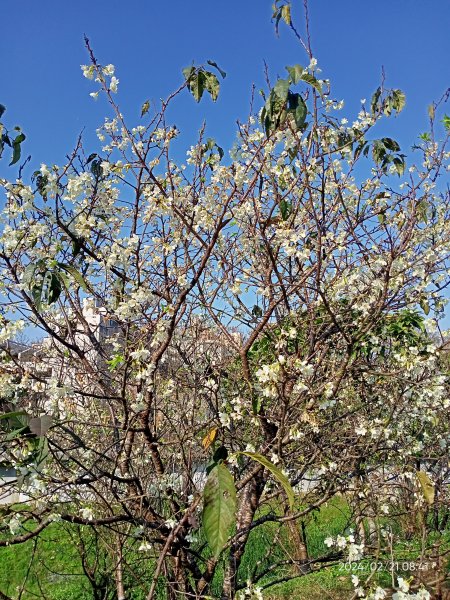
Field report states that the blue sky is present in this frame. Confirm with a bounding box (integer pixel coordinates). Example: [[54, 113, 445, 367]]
[[1, 0, 449, 172]]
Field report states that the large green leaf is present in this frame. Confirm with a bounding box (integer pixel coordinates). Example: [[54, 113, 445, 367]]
[[381, 137, 400, 152], [182, 65, 195, 81], [288, 93, 307, 130], [238, 451, 295, 509], [384, 89, 406, 116], [0, 411, 27, 421], [204, 71, 220, 102], [183, 67, 207, 103], [300, 72, 322, 95], [202, 463, 237, 557], [57, 263, 90, 292], [279, 199, 292, 220], [286, 64, 304, 84], [47, 272, 62, 304], [371, 87, 381, 114], [274, 78, 290, 102], [190, 71, 206, 103]]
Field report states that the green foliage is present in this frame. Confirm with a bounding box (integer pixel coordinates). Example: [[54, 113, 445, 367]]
[[0, 104, 26, 166], [202, 463, 237, 557], [107, 352, 125, 371], [183, 61, 226, 103], [371, 137, 406, 175], [200, 137, 224, 169], [237, 451, 295, 509], [354, 309, 426, 359], [22, 260, 89, 311], [259, 64, 323, 137], [260, 76, 308, 136], [371, 87, 406, 116], [10, 131, 26, 165]]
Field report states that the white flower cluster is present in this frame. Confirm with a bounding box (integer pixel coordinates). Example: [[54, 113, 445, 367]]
[[0, 318, 25, 344], [324, 533, 364, 562], [255, 362, 281, 398], [81, 63, 119, 99]]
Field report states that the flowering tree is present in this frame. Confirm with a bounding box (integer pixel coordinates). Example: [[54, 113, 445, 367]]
[[0, 4, 449, 599]]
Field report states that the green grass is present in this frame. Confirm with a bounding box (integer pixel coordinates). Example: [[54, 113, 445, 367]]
[[0, 523, 92, 599], [1, 500, 447, 599]]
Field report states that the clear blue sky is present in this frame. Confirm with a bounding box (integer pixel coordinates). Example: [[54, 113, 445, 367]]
[[1, 0, 449, 172]]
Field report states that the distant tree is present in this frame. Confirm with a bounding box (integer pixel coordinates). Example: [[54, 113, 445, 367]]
[[0, 3, 449, 599]]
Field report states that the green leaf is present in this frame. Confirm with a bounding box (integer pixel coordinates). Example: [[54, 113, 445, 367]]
[[48, 272, 62, 304], [252, 396, 262, 415], [416, 199, 429, 224], [212, 445, 228, 463], [0, 411, 27, 421], [371, 87, 381, 115], [288, 93, 307, 130], [57, 263, 89, 292], [286, 64, 304, 85], [372, 139, 386, 164], [107, 353, 125, 371], [300, 72, 322, 95], [190, 71, 206, 102], [251, 304, 263, 318], [5, 426, 29, 441], [391, 89, 406, 114], [141, 100, 150, 117], [90, 158, 102, 178], [416, 471, 434, 505], [202, 463, 237, 557], [182, 65, 196, 81], [392, 156, 406, 176], [204, 71, 220, 102], [381, 137, 400, 152], [37, 176, 48, 198], [206, 60, 227, 79], [354, 141, 368, 160], [279, 199, 292, 220], [237, 451, 295, 509], [443, 114, 450, 131], [9, 132, 25, 166], [384, 89, 406, 117], [273, 78, 290, 102], [31, 280, 45, 311], [72, 236, 84, 257]]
